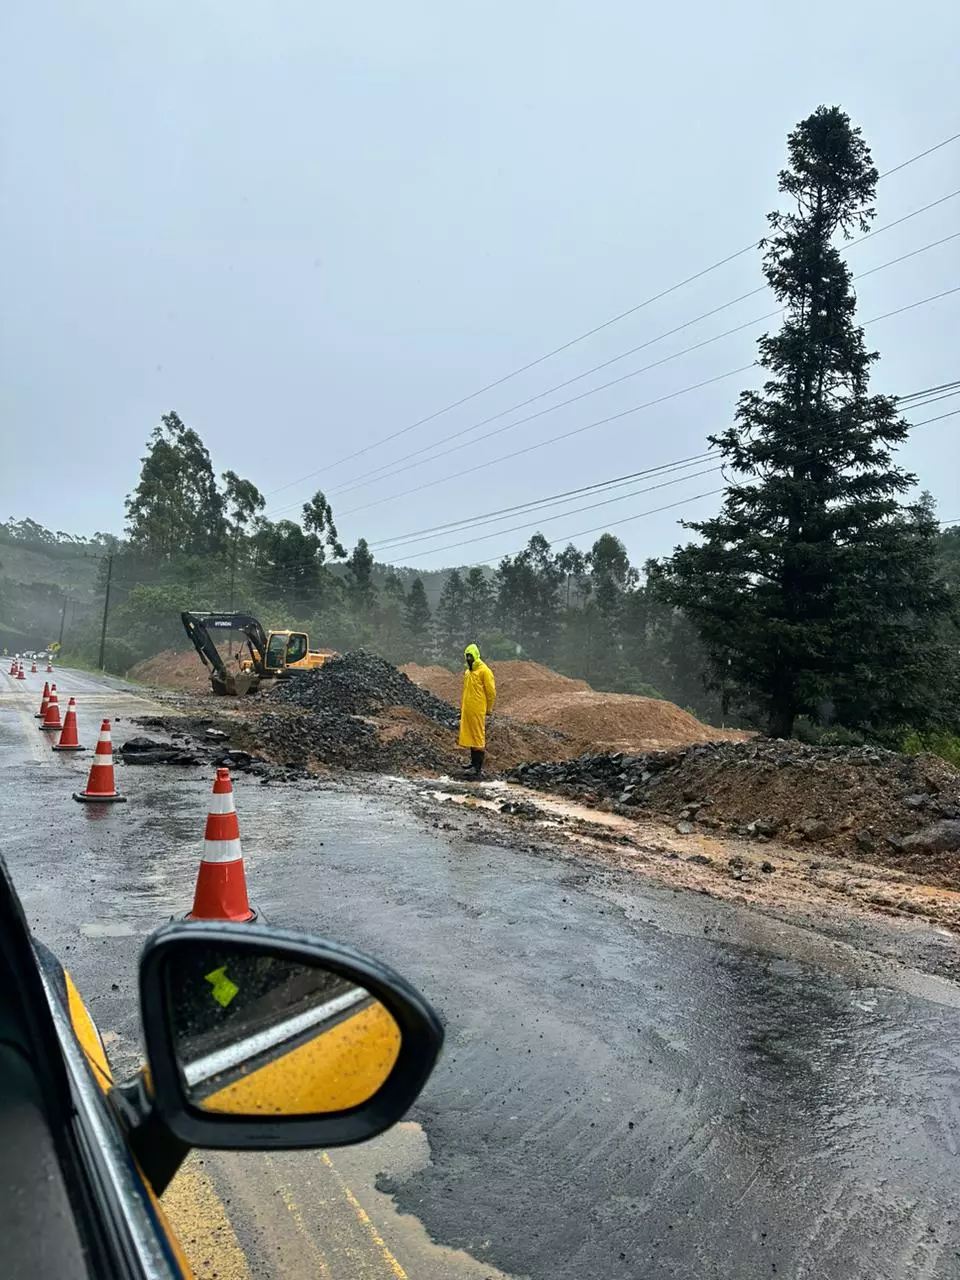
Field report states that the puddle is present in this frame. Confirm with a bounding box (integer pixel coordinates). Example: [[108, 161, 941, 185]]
[[80, 922, 140, 938], [426, 780, 642, 836]]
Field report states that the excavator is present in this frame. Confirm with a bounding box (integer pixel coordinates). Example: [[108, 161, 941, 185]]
[[181, 611, 336, 695]]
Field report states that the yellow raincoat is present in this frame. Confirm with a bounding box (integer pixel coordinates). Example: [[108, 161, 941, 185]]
[[459, 644, 496, 749]]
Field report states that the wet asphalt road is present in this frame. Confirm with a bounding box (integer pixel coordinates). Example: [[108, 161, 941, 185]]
[[3, 668, 960, 1279]]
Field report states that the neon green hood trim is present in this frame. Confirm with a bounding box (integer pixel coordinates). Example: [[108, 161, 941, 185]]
[[464, 643, 481, 664]]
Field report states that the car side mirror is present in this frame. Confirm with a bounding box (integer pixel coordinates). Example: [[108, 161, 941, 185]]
[[138, 922, 443, 1151]]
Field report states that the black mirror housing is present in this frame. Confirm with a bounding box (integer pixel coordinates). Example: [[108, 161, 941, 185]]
[[139, 922, 443, 1150]]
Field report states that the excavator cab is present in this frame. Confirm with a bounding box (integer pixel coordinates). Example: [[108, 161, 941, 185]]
[[265, 631, 309, 671]]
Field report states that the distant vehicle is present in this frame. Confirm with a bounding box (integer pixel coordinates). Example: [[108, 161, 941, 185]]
[[0, 854, 443, 1278], [181, 611, 338, 696]]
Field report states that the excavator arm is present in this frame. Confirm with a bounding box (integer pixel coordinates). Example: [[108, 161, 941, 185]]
[[180, 612, 270, 695]]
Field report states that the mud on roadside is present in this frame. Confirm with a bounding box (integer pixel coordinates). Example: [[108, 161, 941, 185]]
[[407, 778, 960, 978], [127, 688, 960, 973]]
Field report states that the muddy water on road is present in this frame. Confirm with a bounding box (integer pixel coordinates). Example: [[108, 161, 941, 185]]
[[3, 669, 960, 1278]]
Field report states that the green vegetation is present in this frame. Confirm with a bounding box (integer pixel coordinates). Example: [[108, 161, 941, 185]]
[[901, 729, 960, 770], [651, 107, 960, 741]]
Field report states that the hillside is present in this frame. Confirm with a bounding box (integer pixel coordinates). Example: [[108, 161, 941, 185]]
[[0, 532, 101, 650]]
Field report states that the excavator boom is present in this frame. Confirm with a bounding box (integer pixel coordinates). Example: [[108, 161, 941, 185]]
[[180, 612, 270, 695]]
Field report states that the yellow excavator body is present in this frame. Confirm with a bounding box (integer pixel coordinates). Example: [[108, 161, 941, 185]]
[[181, 612, 337, 695]]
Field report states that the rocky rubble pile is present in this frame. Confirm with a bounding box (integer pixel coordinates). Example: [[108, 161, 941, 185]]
[[251, 707, 458, 773], [268, 650, 459, 729], [510, 739, 960, 869]]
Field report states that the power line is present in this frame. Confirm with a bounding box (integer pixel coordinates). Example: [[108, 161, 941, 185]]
[[393, 400, 960, 568], [456, 405, 960, 569], [261, 243, 759, 504], [877, 131, 960, 179], [372, 453, 717, 550], [338, 285, 960, 521], [266, 195, 960, 519], [261, 130, 960, 507], [375, 385, 960, 557], [343, 363, 758, 519], [331, 313, 777, 502], [383, 465, 725, 561], [325, 229, 960, 505]]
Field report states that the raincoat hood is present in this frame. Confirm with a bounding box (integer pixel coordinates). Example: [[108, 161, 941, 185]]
[[464, 644, 481, 665]]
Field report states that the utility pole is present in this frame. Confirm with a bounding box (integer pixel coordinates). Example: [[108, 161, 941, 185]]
[[57, 599, 67, 649], [97, 554, 114, 671]]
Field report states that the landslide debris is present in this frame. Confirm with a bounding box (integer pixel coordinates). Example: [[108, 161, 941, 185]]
[[510, 739, 960, 884], [258, 650, 581, 773]]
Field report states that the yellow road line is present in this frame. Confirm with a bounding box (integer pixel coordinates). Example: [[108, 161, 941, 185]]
[[162, 1158, 251, 1280], [263, 1155, 331, 1275], [321, 1153, 409, 1280]]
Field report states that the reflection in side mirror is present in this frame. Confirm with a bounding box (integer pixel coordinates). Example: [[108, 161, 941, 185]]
[[138, 922, 443, 1152], [165, 943, 403, 1117]]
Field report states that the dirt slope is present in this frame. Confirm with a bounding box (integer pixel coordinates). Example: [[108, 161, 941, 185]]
[[403, 659, 741, 751], [128, 649, 211, 693]]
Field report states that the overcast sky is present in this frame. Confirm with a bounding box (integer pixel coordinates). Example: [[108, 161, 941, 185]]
[[2, 1, 958, 571]]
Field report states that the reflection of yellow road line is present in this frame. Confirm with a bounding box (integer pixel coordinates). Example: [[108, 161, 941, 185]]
[[202, 1002, 402, 1115], [321, 1153, 409, 1280], [263, 1155, 330, 1275], [65, 971, 114, 1091], [162, 1156, 250, 1280]]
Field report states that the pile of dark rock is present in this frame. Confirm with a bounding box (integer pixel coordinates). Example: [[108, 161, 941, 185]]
[[510, 738, 960, 860], [267, 650, 459, 730]]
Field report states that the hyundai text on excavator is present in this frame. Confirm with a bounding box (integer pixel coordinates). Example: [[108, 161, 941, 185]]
[[181, 611, 336, 695]]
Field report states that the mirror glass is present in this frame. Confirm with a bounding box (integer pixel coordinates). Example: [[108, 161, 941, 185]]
[[163, 942, 402, 1117]]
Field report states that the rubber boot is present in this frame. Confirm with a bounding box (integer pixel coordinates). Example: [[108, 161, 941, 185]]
[[461, 749, 479, 778], [473, 749, 485, 780]]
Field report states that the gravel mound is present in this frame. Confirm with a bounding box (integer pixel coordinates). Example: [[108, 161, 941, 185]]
[[510, 739, 960, 879], [268, 650, 459, 729]]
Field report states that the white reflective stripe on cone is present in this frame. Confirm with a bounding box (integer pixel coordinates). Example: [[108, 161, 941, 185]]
[[90, 756, 114, 768], [202, 838, 243, 864], [208, 792, 236, 815]]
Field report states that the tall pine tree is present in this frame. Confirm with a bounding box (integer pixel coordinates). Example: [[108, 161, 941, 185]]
[[463, 567, 494, 636], [436, 569, 467, 657], [652, 106, 953, 738], [405, 578, 433, 663]]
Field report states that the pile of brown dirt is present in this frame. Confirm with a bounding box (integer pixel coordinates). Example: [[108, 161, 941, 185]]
[[376, 706, 589, 774], [505, 690, 737, 751], [128, 649, 211, 694], [402, 664, 462, 706], [403, 659, 740, 751]]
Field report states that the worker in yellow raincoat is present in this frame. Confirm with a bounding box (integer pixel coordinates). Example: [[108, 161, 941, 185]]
[[459, 643, 496, 779]]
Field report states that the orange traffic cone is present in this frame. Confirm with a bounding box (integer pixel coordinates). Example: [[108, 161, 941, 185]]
[[30, 661, 37, 674], [40, 685, 62, 731], [73, 719, 125, 803], [36, 681, 51, 719], [53, 697, 85, 752], [46, 660, 54, 674], [187, 769, 255, 921], [16, 663, 25, 680]]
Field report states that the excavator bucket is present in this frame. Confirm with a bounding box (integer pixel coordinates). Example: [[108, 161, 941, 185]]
[[212, 669, 260, 697]]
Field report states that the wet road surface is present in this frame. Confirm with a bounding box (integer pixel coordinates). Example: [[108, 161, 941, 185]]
[[3, 667, 960, 1278]]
